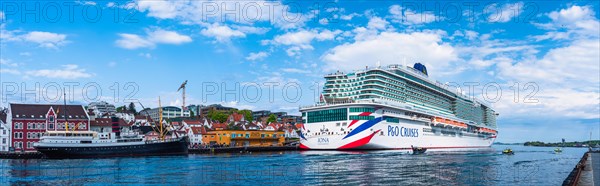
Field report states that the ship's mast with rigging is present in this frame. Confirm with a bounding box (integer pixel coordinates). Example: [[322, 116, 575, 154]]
[[158, 96, 165, 140]]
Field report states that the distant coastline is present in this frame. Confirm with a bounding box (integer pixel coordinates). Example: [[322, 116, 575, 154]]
[[494, 141, 600, 147], [493, 142, 523, 145], [523, 140, 599, 147]]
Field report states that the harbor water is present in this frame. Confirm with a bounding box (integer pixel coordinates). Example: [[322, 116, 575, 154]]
[[0, 145, 586, 185]]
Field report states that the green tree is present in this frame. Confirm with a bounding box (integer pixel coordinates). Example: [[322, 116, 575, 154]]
[[207, 110, 228, 123], [267, 114, 277, 123], [128, 102, 137, 114], [238, 109, 253, 121], [116, 105, 126, 113], [190, 110, 196, 117]]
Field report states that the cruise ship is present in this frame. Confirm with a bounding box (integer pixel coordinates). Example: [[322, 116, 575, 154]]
[[299, 63, 498, 151]]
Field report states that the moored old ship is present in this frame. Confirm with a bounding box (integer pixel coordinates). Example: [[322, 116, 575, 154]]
[[35, 97, 188, 158], [34, 117, 188, 159]]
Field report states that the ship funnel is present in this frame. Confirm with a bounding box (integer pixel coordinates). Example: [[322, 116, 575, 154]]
[[413, 63, 428, 76]]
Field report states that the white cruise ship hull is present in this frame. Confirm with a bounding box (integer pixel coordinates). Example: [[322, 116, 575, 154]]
[[299, 103, 496, 151]]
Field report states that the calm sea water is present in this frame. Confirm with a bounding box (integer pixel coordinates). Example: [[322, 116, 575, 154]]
[[0, 145, 586, 185]]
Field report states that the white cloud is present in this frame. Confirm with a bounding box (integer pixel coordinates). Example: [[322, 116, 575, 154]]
[[281, 68, 310, 74], [367, 17, 389, 30], [26, 64, 94, 79], [139, 53, 152, 59], [0, 11, 4, 20], [548, 5, 596, 25], [0, 58, 18, 67], [493, 86, 600, 119], [0, 25, 69, 49], [136, 0, 180, 19], [0, 58, 20, 75], [200, 23, 246, 42], [220, 101, 256, 110], [116, 33, 155, 49], [245, 52, 269, 61], [487, 2, 524, 23], [349, 16, 394, 41], [0, 69, 20, 75], [389, 5, 438, 25], [497, 39, 599, 86], [134, 0, 311, 30], [319, 18, 329, 25], [22, 31, 68, 49], [322, 31, 458, 75], [147, 29, 192, 44], [116, 28, 192, 49], [534, 5, 599, 41], [108, 61, 117, 67], [340, 13, 360, 21], [19, 52, 31, 56], [232, 25, 270, 35], [266, 29, 341, 56]]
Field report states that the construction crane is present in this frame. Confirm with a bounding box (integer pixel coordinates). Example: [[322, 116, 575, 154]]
[[177, 80, 187, 117]]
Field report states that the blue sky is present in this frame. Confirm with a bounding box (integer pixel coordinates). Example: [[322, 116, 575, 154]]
[[0, 1, 599, 143]]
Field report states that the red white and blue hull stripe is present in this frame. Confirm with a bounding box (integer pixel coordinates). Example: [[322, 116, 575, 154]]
[[299, 108, 495, 151]]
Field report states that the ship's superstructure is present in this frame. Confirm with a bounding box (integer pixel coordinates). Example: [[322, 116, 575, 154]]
[[299, 64, 498, 150]]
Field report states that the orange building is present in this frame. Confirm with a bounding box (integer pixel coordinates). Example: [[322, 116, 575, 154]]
[[202, 130, 285, 147]]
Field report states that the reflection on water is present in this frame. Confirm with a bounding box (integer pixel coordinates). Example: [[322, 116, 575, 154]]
[[0, 145, 586, 185]]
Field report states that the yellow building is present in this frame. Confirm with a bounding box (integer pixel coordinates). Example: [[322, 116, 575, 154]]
[[202, 130, 285, 147]]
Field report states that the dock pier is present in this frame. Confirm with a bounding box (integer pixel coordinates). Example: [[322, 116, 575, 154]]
[[0, 146, 300, 159], [189, 146, 299, 154], [564, 150, 598, 186], [0, 152, 44, 159]]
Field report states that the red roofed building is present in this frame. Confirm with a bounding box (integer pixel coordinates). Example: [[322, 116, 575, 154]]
[[211, 123, 228, 130], [8, 103, 90, 152], [182, 119, 202, 127], [227, 113, 245, 123]]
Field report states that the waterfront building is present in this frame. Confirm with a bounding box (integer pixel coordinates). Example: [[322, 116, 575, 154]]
[[252, 110, 271, 121], [284, 128, 300, 139], [280, 115, 302, 124], [189, 127, 206, 147], [263, 123, 283, 131], [8, 103, 90, 152], [0, 111, 10, 151], [88, 101, 116, 117], [90, 118, 133, 134], [139, 106, 190, 122], [227, 113, 245, 124], [186, 104, 203, 116], [201, 130, 285, 147]]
